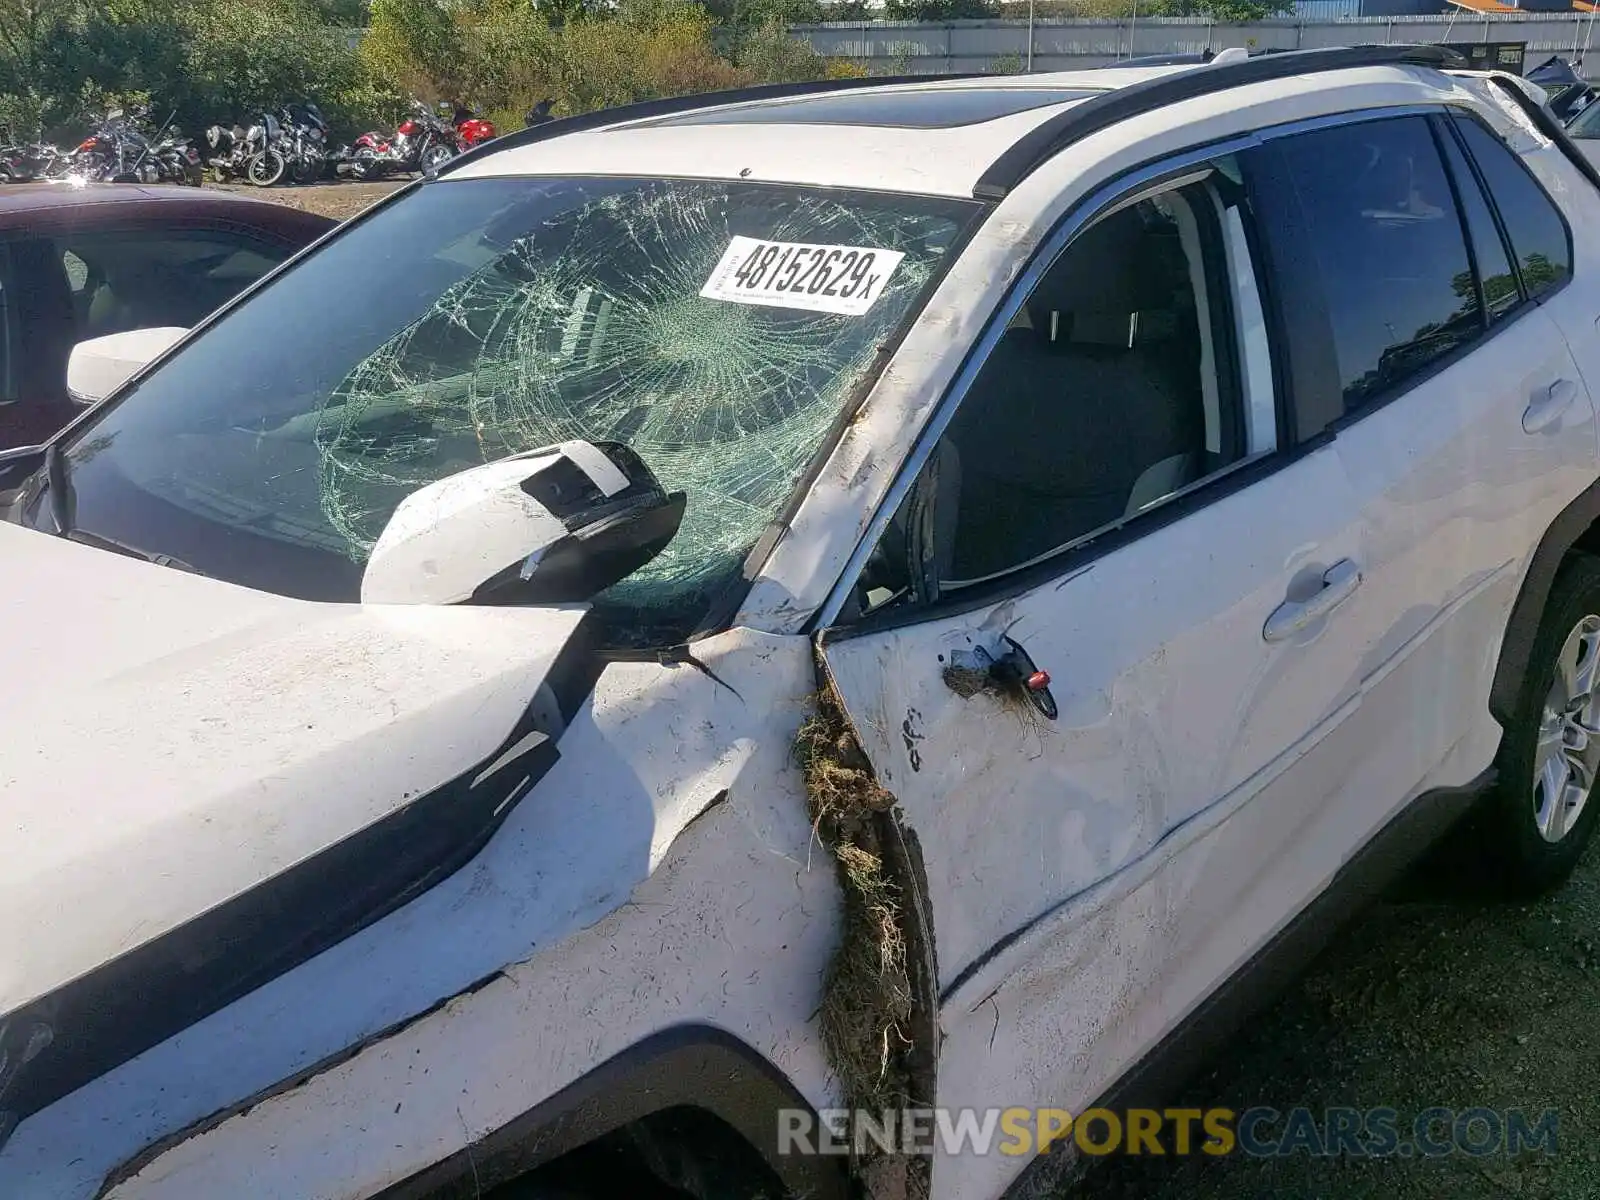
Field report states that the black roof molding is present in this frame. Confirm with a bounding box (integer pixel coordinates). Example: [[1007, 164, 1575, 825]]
[[434, 73, 988, 177], [972, 43, 1464, 200]]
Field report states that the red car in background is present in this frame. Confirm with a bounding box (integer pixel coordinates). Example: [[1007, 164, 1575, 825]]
[[0, 183, 332, 449]]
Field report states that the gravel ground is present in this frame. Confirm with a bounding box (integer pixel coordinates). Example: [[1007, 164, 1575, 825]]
[[1065, 825, 1600, 1200], [235, 175, 1600, 1200], [209, 179, 404, 220]]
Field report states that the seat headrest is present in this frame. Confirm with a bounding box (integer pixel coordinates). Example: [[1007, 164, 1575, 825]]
[[1025, 204, 1174, 349]]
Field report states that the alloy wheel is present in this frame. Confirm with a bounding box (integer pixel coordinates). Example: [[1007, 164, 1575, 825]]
[[1533, 613, 1600, 842]]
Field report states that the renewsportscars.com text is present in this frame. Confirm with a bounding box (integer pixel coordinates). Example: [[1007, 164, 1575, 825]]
[[777, 1106, 1560, 1158]]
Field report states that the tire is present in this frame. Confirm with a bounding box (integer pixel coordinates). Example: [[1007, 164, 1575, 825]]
[[247, 149, 287, 187], [421, 142, 455, 174], [1487, 553, 1600, 894]]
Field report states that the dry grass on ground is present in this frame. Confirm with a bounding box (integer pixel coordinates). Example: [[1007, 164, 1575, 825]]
[[209, 179, 403, 220]]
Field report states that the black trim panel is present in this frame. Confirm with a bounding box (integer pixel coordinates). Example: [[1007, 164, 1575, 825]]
[[1490, 479, 1600, 725], [973, 44, 1461, 201], [370, 1025, 850, 1200], [1000, 767, 1494, 1198], [1, 621, 601, 1137]]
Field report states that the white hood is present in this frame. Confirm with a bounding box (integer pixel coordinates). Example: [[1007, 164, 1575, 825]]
[[0, 521, 586, 1021]]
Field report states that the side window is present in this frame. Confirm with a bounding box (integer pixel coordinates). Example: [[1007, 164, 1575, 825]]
[[1435, 119, 1521, 322], [1264, 115, 1480, 416], [1452, 113, 1573, 301], [849, 157, 1274, 613], [61, 227, 292, 341], [1568, 99, 1600, 143]]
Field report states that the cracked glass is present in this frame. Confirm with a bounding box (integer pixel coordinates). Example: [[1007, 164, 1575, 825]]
[[50, 176, 978, 644]]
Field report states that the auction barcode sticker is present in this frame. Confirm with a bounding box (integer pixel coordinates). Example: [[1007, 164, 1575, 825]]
[[700, 236, 906, 316]]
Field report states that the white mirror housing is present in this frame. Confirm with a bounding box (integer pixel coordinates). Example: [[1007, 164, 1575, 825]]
[[66, 327, 187, 405], [360, 440, 685, 607]]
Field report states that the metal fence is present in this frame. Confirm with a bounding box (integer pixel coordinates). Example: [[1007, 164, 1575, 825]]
[[790, 13, 1600, 73]]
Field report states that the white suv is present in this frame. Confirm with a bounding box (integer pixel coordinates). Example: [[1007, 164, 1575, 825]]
[[3, 45, 1599, 1200]]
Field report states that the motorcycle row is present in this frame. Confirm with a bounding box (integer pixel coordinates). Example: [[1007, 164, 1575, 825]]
[[0, 106, 203, 186], [0, 99, 499, 188]]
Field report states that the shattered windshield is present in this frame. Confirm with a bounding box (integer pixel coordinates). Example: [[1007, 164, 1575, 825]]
[[49, 176, 977, 643]]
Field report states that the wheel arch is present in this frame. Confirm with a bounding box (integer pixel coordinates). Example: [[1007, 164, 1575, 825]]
[[1491, 476, 1600, 726], [370, 1024, 850, 1200]]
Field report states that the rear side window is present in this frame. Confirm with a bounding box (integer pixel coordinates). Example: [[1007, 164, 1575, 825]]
[[1435, 119, 1520, 322], [1452, 113, 1572, 300], [1265, 116, 1478, 415]]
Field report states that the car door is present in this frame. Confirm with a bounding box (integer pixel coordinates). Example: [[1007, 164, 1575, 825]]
[[1246, 111, 1598, 832], [816, 146, 1388, 1200]]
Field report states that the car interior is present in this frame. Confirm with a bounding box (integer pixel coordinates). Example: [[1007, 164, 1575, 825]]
[[68, 237, 284, 341], [4, 231, 288, 409], [854, 179, 1248, 614]]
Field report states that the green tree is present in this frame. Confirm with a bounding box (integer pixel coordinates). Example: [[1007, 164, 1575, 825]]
[[1147, 0, 1292, 17], [883, 0, 999, 18], [363, 0, 466, 99], [736, 15, 828, 81], [0, 0, 83, 135]]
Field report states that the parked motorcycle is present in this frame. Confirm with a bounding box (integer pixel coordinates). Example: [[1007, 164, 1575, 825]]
[[67, 107, 159, 183], [336, 101, 460, 181], [203, 110, 283, 185], [274, 101, 331, 185], [331, 127, 391, 181], [150, 132, 204, 186], [0, 141, 65, 182], [205, 119, 259, 183], [450, 104, 497, 150]]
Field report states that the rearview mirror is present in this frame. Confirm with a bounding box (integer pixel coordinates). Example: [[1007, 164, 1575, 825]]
[[66, 327, 187, 405], [361, 440, 685, 606]]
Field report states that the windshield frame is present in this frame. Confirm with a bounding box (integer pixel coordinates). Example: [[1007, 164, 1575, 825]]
[[45, 172, 991, 644]]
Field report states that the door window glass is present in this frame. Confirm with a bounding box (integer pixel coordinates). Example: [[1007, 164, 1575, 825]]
[[1269, 116, 1480, 415], [60, 228, 291, 341], [850, 158, 1272, 614], [1453, 113, 1572, 301]]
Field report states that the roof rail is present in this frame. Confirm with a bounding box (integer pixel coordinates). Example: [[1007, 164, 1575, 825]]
[[435, 72, 988, 177], [972, 43, 1465, 200]]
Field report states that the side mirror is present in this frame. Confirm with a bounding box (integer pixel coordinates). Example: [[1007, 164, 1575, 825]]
[[66, 327, 187, 405], [360, 440, 685, 606]]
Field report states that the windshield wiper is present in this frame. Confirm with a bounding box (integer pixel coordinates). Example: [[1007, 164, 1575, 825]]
[[65, 527, 206, 575]]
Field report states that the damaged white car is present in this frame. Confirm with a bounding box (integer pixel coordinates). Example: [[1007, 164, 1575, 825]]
[[7, 44, 1600, 1200]]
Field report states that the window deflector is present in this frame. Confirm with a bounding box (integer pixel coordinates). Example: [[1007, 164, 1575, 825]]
[[1093, 167, 1218, 223], [1221, 204, 1277, 455]]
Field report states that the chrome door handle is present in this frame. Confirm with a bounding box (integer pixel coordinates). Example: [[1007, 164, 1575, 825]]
[[1263, 559, 1363, 644], [1524, 379, 1580, 434]]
